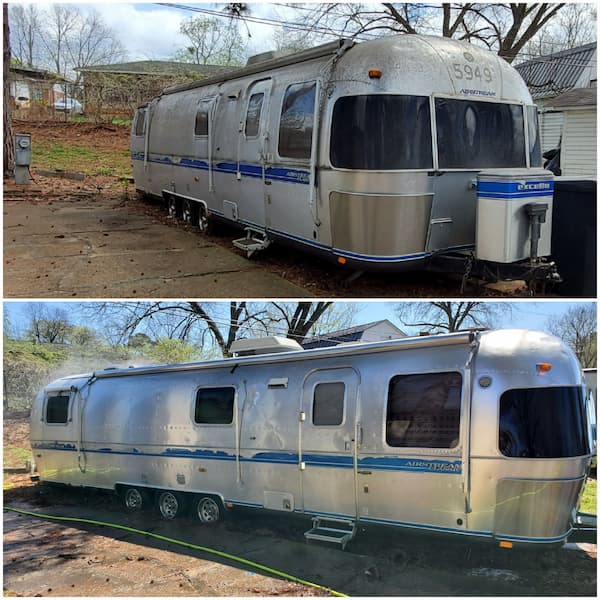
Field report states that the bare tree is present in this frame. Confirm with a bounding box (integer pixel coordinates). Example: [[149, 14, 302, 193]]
[[87, 301, 341, 357], [293, 3, 567, 63], [8, 3, 42, 67], [65, 9, 127, 81], [519, 3, 597, 58], [26, 304, 71, 344], [38, 4, 79, 75], [3, 3, 14, 179], [176, 16, 246, 66], [547, 305, 597, 368], [12, 4, 126, 78], [396, 301, 508, 333]]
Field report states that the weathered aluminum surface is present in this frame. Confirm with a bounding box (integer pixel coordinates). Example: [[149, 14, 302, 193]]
[[131, 34, 542, 268], [31, 330, 591, 545]]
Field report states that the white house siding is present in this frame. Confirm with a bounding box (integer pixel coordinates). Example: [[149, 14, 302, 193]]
[[560, 109, 597, 177], [539, 110, 564, 153], [360, 322, 405, 343]]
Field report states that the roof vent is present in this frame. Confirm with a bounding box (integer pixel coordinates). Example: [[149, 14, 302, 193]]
[[230, 336, 303, 356], [245, 49, 294, 66]]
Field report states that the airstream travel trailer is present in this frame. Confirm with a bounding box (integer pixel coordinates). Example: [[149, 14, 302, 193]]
[[130, 34, 557, 282], [31, 330, 593, 548]]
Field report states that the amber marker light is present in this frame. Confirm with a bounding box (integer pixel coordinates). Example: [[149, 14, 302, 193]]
[[368, 69, 383, 78], [536, 362, 552, 375], [499, 541, 513, 549], [337, 257, 347, 265]]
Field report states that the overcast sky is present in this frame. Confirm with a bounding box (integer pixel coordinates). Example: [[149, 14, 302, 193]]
[[52, 2, 296, 62]]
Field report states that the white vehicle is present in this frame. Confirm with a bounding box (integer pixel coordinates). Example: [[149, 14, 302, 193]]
[[131, 34, 556, 284], [31, 330, 594, 549], [54, 98, 83, 114]]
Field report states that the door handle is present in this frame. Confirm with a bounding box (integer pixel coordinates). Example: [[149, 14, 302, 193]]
[[357, 470, 372, 475]]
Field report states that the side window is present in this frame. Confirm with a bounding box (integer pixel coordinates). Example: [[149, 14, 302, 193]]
[[245, 92, 264, 137], [278, 81, 316, 160], [313, 382, 345, 426], [194, 106, 209, 137], [134, 109, 145, 136], [46, 393, 70, 424], [386, 372, 462, 448], [194, 387, 234, 424]]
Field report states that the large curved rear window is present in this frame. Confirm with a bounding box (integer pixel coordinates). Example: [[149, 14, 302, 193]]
[[499, 386, 589, 458], [330, 95, 433, 170], [435, 98, 526, 168]]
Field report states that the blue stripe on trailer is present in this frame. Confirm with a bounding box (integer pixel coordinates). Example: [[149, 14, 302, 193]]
[[131, 153, 310, 185], [33, 444, 462, 475]]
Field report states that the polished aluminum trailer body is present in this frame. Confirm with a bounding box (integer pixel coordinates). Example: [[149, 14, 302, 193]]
[[130, 35, 547, 270], [31, 330, 592, 546]]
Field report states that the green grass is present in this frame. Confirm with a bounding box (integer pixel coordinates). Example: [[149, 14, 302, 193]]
[[32, 141, 131, 177], [580, 478, 597, 514], [3, 445, 32, 469]]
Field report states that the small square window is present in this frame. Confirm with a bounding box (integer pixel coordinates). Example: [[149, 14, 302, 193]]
[[313, 382, 345, 426], [46, 394, 70, 424], [195, 108, 208, 136], [194, 387, 234, 424]]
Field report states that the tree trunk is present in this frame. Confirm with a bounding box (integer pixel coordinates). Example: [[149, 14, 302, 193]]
[[3, 3, 15, 179]]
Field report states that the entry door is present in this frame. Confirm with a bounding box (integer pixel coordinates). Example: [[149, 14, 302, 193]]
[[300, 368, 359, 518], [191, 96, 218, 197], [237, 78, 272, 229]]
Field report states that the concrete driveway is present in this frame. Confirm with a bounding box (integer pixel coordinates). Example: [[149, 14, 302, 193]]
[[4, 196, 312, 298]]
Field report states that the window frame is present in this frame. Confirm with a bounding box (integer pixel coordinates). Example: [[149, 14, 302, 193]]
[[133, 109, 146, 137], [311, 381, 346, 427], [385, 371, 463, 450], [44, 392, 71, 426], [244, 91, 265, 139], [193, 104, 210, 138], [192, 385, 236, 427], [433, 94, 527, 171], [276, 80, 317, 162], [497, 385, 590, 459], [329, 93, 434, 172]]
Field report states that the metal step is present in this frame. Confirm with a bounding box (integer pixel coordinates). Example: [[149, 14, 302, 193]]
[[232, 228, 271, 258], [304, 516, 356, 550]]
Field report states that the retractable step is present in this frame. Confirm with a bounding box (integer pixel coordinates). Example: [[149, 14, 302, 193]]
[[232, 227, 271, 258], [304, 516, 356, 550]]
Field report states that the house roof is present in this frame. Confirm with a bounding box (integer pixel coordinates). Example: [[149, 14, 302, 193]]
[[76, 60, 238, 78], [9, 65, 69, 82], [515, 42, 596, 100], [545, 87, 597, 109], [302, 320, 405, 350]]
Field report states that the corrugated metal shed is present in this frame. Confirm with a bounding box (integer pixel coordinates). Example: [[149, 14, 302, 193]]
[[515, 42, 596, 100]]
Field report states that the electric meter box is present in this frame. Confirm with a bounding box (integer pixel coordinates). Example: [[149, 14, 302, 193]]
[[15, 133, 32, 167], [475, 168, 554, 263]]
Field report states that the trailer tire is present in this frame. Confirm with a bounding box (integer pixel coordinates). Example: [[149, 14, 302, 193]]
[[123, 486, 147, 512], [157, 491, 184, 520], [182, 199, 197, 225], [195, 496, 222, 524]]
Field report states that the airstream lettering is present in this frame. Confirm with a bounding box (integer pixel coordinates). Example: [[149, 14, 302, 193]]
[[31, 330, 593, 548], [131, 35, 556, 279]]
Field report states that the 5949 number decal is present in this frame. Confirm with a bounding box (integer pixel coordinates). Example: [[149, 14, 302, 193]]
[[452, 63, 493, 83]]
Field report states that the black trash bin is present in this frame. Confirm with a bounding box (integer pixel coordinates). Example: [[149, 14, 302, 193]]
[[551, 179, 596, 297]]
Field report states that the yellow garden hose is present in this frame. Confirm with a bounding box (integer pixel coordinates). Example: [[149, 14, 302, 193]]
[[4, 505, 347, 597]]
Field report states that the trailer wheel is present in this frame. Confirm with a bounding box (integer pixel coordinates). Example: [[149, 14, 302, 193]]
[[157, 491, 182, 520], [167, 196, 178, 219], [123, 487, 146, 512], [195, 496, 221, 524], [182, 199, 197, 225]]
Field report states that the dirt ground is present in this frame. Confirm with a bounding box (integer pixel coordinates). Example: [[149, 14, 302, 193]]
[[4, 120, 536, 298], [3, 414, 597, 597]]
